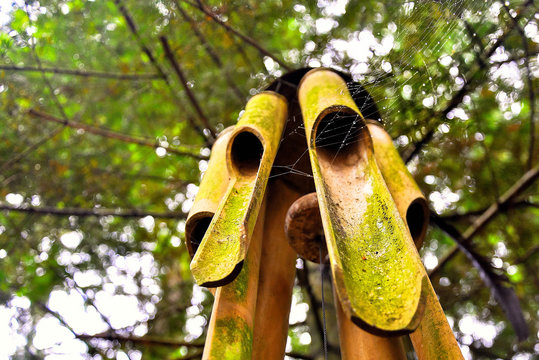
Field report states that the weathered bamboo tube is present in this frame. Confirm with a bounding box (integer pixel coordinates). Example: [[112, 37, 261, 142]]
[[364, 124, 463, 358], [202, 197, 267, 359], [185, 126, 235, 258], [298, 68, 426, 334], [285, 193, 407, 359], [252, 179, 300, 360], [408, 277, 464, 360], [191, 91, 288, 287], [334, 287, 407, 360], [367, 122, 429, 249]]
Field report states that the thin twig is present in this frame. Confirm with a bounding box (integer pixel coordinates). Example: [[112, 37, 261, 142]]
[[159, 36, 216, 139], [28, 109, 207, 160], [182, 0, 291, 71], [173, 1, 243, 101], [0, 126, 63, 175], [430, 163, 539, 276], [113, 0, 208, 143], [0, 65, 162, 80], [0, 204, 187, 219], [76, 333, 204, 348]]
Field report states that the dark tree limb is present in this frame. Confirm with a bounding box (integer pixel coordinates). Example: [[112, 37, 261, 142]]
[[438, 200, 538, 222], [0, 204, 187, 219], [159, 36, 216, 139], [0, 65, 162, 80], [182, 0, 291, 71], [28, 109, 208, 160], [430, 163, 539, 276]]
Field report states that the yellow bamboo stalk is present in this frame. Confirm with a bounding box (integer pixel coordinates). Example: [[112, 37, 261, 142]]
[[202, 197, 267, 359], [185, 126, 235, 258], [334, 287, 407, 360], [367, 122, 429, 248], [252, 179, 300, 359], [298, 68, 426, 333], [191, 91, 288, 286]]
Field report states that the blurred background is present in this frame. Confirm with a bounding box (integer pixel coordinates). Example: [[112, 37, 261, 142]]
[[0, 0, 537, 359]]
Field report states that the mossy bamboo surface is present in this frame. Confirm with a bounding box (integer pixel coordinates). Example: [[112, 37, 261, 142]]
[[409, 277, 464, 359], [367, 122, 429, 249], [298, 68, 426, 333], [191, 92, 287, 286], [252, 179, 300, 359], [185, 126, 235, 258], [201, 197, 267, 360], [334, 287, 407, 360]]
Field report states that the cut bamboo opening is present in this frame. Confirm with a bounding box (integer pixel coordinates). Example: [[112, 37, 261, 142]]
[[298, 68, 426, 334], [191, 91, 288, 287]]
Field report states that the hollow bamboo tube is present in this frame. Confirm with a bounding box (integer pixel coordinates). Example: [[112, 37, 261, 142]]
[[334, 287, 407, 360], [285, 193, 407, 359], [408, 273, 464, 360], [298, 68, 426, 334], [367, 122, 429, 249], [252, 179, 300, 360], [363, 126, 462, 358], [202, 197, 267, 359], [185, 126, 235, 258], [191, 92, 287, 287]]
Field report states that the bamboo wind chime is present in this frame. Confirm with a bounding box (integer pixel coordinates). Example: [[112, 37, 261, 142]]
[[185, 68, 464, 359]]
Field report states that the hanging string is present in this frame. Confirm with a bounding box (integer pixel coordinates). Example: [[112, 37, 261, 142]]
[[320, 245, 328, 360]]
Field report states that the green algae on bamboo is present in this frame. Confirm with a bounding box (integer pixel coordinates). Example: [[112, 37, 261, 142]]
[[185, 126, 235, 258], [298, 68, 426, 333], [367, 122, 429, 249], [191, 91, 287, 286], [201, 196, 267, 360]]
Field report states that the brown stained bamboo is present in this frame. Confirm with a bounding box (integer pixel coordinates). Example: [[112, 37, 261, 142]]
[[298, 68, 426, 334], [409, 278, 464, 360], [334, 287, 407, 360], [252, 179, 300, 360], [202, 197, 267, 359], [367, 122, 429, 249], [191, 92, 288, 286]]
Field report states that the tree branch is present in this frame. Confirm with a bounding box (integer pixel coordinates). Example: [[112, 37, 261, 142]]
[[0, 65, 162, 80], [182, 0, 291, 71], [430, 163, 539, 276], [0, 204, 187, 219], [76, 332, 204, 348], [173, 1, 244, 101], [113, 0, 208, 143], [28, 109, 207, 160], [159, 36, 216, 139]]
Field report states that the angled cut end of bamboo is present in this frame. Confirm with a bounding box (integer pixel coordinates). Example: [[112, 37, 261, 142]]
[[186, 126, 235, 259], [298, 68, 426, 334], [367, 122, 429, 249], [190, 91, 288, 287]]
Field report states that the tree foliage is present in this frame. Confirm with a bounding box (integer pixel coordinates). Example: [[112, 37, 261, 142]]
[[0, 0, 537, 359]]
